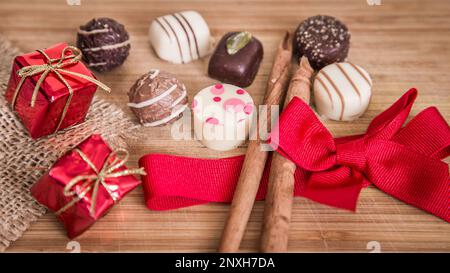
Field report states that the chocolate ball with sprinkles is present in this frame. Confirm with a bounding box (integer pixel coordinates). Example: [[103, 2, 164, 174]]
[[294, 15, 350, 70], [127, 69, 188, 127], [77, 17, 130, 72]]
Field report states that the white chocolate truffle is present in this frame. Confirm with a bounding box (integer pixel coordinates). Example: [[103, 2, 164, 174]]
[[192, 83, 255, 151], [149, 10, 211, 64], [314, 62, 373, 121]]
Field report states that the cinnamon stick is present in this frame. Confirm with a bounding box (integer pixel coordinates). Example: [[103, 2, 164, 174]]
[[218, 32, 293, 253], [260, 57, 314, 253]]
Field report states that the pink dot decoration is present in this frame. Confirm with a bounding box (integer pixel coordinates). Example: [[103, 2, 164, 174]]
[[213, 96, 221, 102], [236, 89, 245, 95], [191, 99, 198, 109], [205, 117, 219, 125], [211, 83, 225, 95], [223, 98, 246, 112], [244, 104, 254, 115]]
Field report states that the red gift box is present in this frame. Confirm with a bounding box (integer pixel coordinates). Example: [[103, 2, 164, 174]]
[[31, 134, 144, 238], [4, 43, 109, 139]]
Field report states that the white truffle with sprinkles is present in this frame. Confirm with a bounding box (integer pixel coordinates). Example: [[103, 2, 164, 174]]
[[77, 17, 130, 72], [294, 15, 351, 70], [314, 62, 373, 121], [149, 10, 211, 64]]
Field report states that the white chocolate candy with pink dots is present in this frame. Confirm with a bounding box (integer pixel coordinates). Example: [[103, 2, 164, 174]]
[[192, 83, 255, 151]]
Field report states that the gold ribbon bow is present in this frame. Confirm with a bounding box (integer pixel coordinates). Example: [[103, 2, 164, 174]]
[[56, 148, 146, 217], [12, 46, 111, 133]]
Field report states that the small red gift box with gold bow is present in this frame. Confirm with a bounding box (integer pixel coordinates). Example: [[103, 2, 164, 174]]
[[4, 43, 110, 139], [31, 134, 145, 238]]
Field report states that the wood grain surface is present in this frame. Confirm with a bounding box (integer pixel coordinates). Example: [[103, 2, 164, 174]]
[[0, 0, 449, 252]]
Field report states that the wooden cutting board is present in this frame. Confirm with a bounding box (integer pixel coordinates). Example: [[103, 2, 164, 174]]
[[1, 0, 449, 252]]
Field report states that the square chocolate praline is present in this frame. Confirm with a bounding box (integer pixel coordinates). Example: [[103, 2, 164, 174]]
[[208, 32, 263, 87]]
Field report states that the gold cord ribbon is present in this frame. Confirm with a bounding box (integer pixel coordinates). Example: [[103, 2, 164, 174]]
[[55, 148, 146, 217], [11, 46, 111, 133]]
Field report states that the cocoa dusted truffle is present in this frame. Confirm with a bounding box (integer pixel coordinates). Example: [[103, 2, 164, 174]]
[[208, 32, 263, 87], [294, 15, 350, 70], [127, 69, 188, 127], [77, 17, 130, 72]]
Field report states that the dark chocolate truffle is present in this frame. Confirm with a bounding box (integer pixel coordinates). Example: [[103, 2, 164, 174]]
[[77, 18, 130, 72], [294, 15, 350, 70], [208, 32, 263, 87], [127, 69, 188, 127]]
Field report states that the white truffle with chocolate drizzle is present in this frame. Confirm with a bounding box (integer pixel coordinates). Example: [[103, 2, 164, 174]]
[[314, 62, 373, 121], [128, 69, 188, 127], [149, 10, 211, 64]]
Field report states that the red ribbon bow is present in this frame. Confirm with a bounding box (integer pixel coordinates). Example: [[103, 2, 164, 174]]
[[271, 88, 449, 221], [139, 89, 449, 222]]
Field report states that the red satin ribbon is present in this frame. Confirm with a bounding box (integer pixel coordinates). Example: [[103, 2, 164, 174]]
[[139, 89, 450, 222]]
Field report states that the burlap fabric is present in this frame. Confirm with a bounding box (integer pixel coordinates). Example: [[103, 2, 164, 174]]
[[0, 36, 140, 251]]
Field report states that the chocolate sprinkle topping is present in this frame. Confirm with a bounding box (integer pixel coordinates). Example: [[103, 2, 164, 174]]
[[294, 15, 350, 70]]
